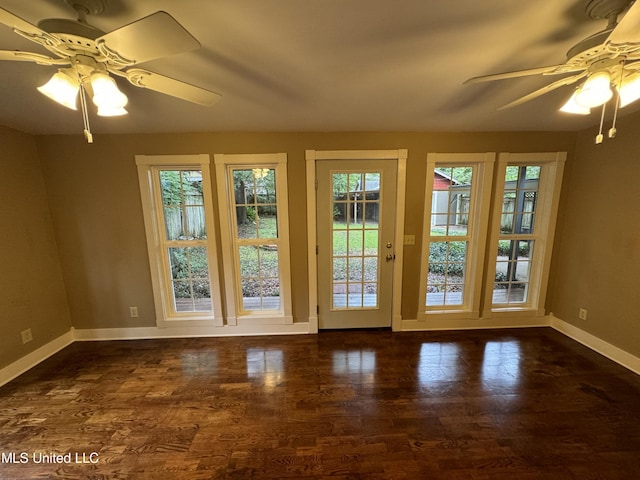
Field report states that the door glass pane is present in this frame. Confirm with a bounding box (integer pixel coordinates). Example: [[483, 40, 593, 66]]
[[333, 231, 347, 255], [364, 230, 378, 253], [348, 257, 364, 281], [348, 230, 364, 256], [331, 170, 381, 310], [333, 173, 350, 196], [347, 283, 363, 308], [333, 283, 347, 307], [333, 257, 347, 281]]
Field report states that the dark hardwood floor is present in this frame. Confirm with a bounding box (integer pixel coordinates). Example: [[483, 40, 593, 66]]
[[1, 328, 639, 479]]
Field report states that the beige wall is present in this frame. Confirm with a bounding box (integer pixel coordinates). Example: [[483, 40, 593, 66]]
[[0, 126, 71, 369], [4, 120, 639, 369], [36, 131, 576, 330], [548, 112, 640, 358]]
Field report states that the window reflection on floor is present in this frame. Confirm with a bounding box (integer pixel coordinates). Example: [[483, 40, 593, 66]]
[[481, 340, 521, 391], [417, 343, 461, 386], [417, 340, 522, 395], [332, 350, 376, 380], [247, 348, 284, 388], [179, 351, 218, 376]]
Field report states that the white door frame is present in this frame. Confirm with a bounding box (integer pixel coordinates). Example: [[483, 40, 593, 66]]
[[305, 149, 408, 333]]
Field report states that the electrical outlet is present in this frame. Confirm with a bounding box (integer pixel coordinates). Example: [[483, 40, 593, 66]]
[[578, 308, 588, 320], [403, 235, 416, 245], [129, 306, 139, 318], [21, 328, 33, 344]]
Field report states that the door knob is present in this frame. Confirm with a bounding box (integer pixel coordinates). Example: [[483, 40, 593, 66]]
[[385, 254, 395, 261]]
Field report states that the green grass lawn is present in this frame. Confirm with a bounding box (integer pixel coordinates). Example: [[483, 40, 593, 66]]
[[331, 221, 379, 282], [237, 215, 278, 239], [332, 221, 379, 256]]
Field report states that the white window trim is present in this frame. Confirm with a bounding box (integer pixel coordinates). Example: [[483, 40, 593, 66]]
[[214, 153, 293, 326], [305, 149, 408, 332], [136, 154, 223, 328], [417, 153, 495, 322], [483, 152, 566, 318]]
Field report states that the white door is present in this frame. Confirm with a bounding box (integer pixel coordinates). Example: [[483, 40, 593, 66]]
[[316, 159, 397, 329]]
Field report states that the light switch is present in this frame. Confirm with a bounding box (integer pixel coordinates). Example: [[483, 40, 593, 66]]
[[403, 235, 416, 245]]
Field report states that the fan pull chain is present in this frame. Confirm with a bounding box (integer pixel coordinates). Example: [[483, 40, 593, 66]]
[[609, 61, 625, 139], [609, 97, 619, 139], [79, 83, 93, 144], [596, 102, 606, 144]]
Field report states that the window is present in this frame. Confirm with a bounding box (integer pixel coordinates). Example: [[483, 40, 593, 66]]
[[492, 165, 539, 304], [214, 153, 293, 325], [136, 155, 223, 327], [232, 167, 281, 311], [418, 153, 494, 320], [418, 151, 564, 323], [485, 152, 566, 315]]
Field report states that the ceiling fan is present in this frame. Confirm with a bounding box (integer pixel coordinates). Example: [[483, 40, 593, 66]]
[[0, 0, 221, 142], [465, 0, 640, 142]]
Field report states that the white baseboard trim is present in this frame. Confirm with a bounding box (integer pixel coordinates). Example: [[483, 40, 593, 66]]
[[4, 317, 637, 388], [308, 316, 318, 334], [73, 322, 313, 341], [0, 329, 74, 388], [392, 314, 403, 331], [550, 314, 640, 376], [398, 315, 549, 331]]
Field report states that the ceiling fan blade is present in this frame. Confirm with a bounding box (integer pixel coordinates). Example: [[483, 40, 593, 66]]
[[97, 11, 200, 65], [464, 65, 572, 85], [0, 50, 69, 65], [0, 6, 48, 37], [605, 1, 640, 51], [497, 72, 587, 110], [0, 6, 59, 49], [117, 68, 221, 106]]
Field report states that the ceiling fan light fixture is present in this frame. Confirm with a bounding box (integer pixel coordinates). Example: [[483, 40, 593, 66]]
[[618, 72, 640, 107], [37, 70, 79, 110], [560, 90, 591, 115], [574, 71, 613, 108], [253, 168, 270, 179], [90, 72, 128, 112], [96, 105, 128, 117]]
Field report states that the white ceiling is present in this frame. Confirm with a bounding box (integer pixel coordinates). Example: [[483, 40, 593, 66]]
[[0, 0, 637, 135]]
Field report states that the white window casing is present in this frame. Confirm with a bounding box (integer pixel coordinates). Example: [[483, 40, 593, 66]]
[[483, 152, 566, 318], [136, 154, 223, 327], [417, 153, 495, 322], [214, 153, 293, 326]]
